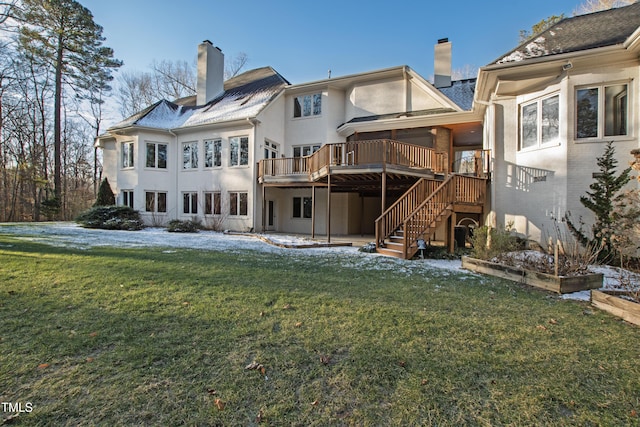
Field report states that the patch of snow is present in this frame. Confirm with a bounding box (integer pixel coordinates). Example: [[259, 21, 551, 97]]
[[498, 36, 549, 63], [2, 223, 636, 300], [0, 223, 471, 278]]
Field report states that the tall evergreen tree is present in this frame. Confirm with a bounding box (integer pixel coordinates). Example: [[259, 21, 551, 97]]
[[565, 141, 631, 260], [17, 0, 122, 216], [94, 177, 115, 206]]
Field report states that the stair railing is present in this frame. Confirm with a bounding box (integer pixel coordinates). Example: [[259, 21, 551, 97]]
[[374, 178, 441, 247]]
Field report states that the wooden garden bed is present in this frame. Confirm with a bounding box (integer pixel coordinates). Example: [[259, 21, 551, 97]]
[[591, 290, 640, 326], [461, 256, 603, 294]]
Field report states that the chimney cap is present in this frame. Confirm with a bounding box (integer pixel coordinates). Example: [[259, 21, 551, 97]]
[[437, 38, 449, 44], [203, 39, 213, 45]]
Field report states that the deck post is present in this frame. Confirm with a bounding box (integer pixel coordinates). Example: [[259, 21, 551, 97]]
[[262, 185, 266, 232], [311, 185, 316, 238], [448, 212, 457, 253], [381, 172, 387, 213], [327, 175, 331, 243]]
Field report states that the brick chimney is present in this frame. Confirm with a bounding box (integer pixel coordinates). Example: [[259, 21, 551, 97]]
[[197, 40, 224, 105], [434, 38, 452, 89]]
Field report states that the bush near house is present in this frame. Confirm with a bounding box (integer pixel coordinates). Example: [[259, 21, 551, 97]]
[[167, 219, 201, 233], [75, 206, 144, 231], [470, 224, 524, 260]]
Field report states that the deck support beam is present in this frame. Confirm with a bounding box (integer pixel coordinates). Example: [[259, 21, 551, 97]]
[[327, 174, 331, 243], [311, 185, 316, 238], [261, 185, 266, 232]]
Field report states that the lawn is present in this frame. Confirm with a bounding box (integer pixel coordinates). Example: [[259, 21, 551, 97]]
[[1, 226, 639, 426]]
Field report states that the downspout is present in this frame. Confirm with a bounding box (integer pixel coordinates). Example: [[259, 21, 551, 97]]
[[247, 117, 259, 233]]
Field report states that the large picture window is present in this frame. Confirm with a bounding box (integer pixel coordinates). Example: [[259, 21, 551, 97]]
[[229, 191, 248, 216], [145, 191, 167, 213], [520, 94, 559, 150], [146, 143, 167, 169], [182, 142, 198, 169], [293, 93, 322, 118], [576, 83, 628, 140], [230, 136, 249, 166], [204, 139, 222, 168]]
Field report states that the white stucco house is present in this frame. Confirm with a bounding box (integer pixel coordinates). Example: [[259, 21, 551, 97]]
[[475, 2, 640, 245], [96, 3, 640, 259]]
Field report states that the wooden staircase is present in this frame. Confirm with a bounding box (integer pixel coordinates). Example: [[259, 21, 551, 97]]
[[375, 174, 486, 259]]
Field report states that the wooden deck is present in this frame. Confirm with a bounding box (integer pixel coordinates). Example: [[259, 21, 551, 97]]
[[258, 139, 447, 184]]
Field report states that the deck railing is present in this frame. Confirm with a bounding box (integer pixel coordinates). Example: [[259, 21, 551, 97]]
[[374, 178, 441, 247], [375, 174, 487, 259], [258, 139, 448, 182]]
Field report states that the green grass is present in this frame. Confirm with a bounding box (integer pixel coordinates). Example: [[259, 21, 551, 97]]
[[1, 235, 639, 426]]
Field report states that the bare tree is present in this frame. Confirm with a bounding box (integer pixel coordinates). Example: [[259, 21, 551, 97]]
[[451, 65, 478, 80], [151, 59, 196, 101], [0, 1, 17, 24], [574, 0, 636, 14], [17, 0, 121, 218], [117, 52, 249, 119], [225, 52, 248, 79]]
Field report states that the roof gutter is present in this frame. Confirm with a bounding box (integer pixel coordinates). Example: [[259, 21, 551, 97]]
[[336, 110, 482, 137]]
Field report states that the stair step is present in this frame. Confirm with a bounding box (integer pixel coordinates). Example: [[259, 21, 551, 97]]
[[376, 247, 405, 258], [383, 241, 403, 250]]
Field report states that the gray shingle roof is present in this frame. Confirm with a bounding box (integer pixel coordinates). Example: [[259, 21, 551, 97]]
[[495, 2, 640, 64], [110, 67, 288, 130], [438, 78, 476, 111]]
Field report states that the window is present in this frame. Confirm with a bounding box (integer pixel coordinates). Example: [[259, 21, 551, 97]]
[[183, 192, 198, 214], [576, 83, 628, 139], [293, 145, 321, 157], [122, 190, 134, 208], [264, 140, 279, 159], [146, 143, 167, 168], [230, 136, 249, 166], [292, 197, 312, 219], [520, 94, 559, 150], [204, 191, 221, 215], [205, 139, 222, 168], [122, 142, 134, 168], [293, 93, 322, 118], [182, 142, 198, 169], [229, 191, 248, 216], [145, 191, 167, 213]]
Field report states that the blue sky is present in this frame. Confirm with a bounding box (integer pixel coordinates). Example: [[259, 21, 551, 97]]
[[82, 0, 586, 85]]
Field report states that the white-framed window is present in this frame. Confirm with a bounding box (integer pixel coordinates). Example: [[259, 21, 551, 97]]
[[264, 140, 279, 159], [576, 83, 628, 140], [146, 142, 167, 169], [229, 191, 248, 216], [520, 94, 559, 150], [292, 196, 312, 219], [230, 136, 249, 166], [182, 141, 198, 169], [204, 139, 222, 168], [122, 190, 134, 208], [293, 145, 321, 157], [204, 191, 221, 215], [293, 93, 322, 118], [145, 191, 167, 213], [122, 142, 134, 168], [182, 192, 198, 214]]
